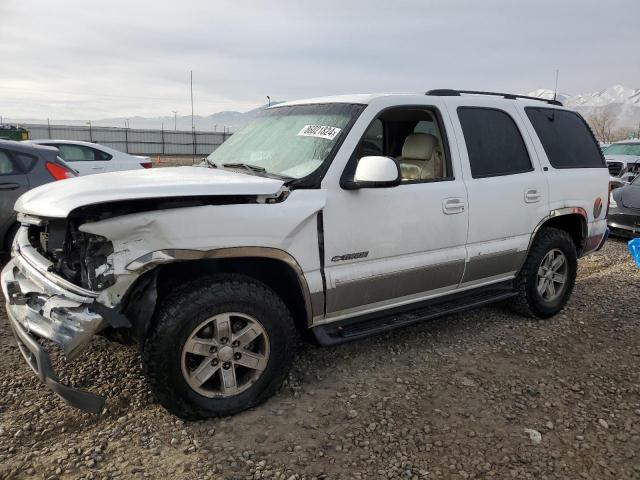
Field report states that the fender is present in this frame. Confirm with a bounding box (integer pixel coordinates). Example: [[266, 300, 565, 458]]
[[125, 246, 316, 326]]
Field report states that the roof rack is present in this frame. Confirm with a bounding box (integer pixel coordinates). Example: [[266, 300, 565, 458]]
[[426, 89, 563, 106]]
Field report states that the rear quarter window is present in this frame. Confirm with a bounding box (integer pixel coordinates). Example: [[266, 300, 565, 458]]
[[12, 152, 38, 172], [525, 108, 605, 169]]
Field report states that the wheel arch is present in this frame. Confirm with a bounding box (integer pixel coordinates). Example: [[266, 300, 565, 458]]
[[121, 248, 315, 342], [529, 208, 588, 256]]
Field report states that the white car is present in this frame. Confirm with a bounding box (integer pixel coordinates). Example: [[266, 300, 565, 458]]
[[603, 139, 640, 183], [28, 140, 152, 175], [4, 90, 609, 418]]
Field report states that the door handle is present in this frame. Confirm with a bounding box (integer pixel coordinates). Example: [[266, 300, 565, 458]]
[[0, 183, 20, 190], [443, 197, 465, 214], [524, 188, 541, 203], [91, 167, 104, 170]]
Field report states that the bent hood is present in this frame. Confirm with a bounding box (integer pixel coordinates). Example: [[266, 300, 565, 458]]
[[15, 166, 285, 218]]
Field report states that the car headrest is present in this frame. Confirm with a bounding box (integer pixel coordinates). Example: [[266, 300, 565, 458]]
[[401, 133, 437, 160]]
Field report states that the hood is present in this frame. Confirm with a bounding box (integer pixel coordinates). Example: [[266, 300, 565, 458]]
[[15, 166, 284, 218], [618, 184, 640, 210]]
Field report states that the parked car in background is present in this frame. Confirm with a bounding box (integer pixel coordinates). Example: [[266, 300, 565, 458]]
[[0, 125, 29, 141], [27, 140, 152, 175], [609, 174, 640, 237], [603, 140, 640, 184], [0, 139, 75, 251]]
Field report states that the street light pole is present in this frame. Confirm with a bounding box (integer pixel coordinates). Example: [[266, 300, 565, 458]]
[[172, 111, 178, 131]]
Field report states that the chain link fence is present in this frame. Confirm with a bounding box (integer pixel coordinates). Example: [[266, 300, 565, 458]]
[[25, 124, 231, 156]]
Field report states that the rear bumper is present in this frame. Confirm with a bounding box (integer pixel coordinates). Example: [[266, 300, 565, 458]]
[[1, 230, 108, 413]]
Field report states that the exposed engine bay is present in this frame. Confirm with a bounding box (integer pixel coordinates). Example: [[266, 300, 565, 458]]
[[28, 219, 115, 291]]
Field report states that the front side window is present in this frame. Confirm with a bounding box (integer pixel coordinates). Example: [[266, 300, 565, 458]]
[[603, 143, 640, 156], [525, 108, 605, 168], [350, 107, 451, 182], [458, 107, 532, 178], [206, 103, 363, 180]]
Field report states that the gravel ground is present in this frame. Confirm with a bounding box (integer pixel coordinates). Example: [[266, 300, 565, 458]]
[[0, 238, 639, 480]]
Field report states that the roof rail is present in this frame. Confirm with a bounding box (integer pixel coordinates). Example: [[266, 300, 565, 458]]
[[425, 89, 563, 106]]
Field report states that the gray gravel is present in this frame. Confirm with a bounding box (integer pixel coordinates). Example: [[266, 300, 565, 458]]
[[1, 238, 639, 479]]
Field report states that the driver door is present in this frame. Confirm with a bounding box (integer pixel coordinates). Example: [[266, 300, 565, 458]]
[[321, 104, 469, 320]]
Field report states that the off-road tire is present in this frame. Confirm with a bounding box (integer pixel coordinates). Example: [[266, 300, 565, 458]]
[[142, 274, 297, 419], [511, 227, 578, 319]]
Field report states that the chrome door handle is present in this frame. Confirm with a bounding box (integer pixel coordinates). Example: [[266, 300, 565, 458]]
[[443, 197, 465, 214], [525, 188, 541, 203]]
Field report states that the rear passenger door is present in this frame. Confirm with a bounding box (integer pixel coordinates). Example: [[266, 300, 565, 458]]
[[447, 101, 550, 286]]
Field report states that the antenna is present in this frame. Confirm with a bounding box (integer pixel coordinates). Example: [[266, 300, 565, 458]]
[[553, 69, 559, 103]]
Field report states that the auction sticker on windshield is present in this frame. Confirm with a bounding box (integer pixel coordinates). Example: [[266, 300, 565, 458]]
[[297, 125, 342, 140]]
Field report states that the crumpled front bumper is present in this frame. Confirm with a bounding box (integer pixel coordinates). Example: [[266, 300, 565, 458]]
[[1, 230, 109, 413]]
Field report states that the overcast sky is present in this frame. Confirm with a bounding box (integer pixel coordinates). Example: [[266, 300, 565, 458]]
[[1, 0, 638, 121]]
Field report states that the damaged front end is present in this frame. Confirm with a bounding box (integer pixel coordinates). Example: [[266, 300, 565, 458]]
[[1, 216, 131, 413]]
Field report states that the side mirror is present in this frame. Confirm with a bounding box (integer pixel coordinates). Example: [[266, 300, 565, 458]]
[[344, 156, 401, 189]]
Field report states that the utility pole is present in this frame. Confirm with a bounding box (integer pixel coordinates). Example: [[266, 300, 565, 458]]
[[190, 70, 195, 158], [172, 111, 178, 131], [190, 71, 194, 132], [124, 119, 130, 153]]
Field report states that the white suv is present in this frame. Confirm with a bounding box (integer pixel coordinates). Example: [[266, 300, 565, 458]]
[[2, 90, 609, 418]]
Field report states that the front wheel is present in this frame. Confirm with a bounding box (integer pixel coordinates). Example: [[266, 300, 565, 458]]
[[142, 275, 297, 419], [511, 227, 578, 318]]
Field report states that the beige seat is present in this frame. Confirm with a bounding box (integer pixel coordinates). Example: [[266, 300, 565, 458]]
[[397, 133, 444, 180]]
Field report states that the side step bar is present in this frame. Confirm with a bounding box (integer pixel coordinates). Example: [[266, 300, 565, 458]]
[[312, 281, 516, 346]]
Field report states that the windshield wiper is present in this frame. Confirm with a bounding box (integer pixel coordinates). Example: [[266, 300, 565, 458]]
[[222, 162, 267, 175], [220, 162, 294, 181]]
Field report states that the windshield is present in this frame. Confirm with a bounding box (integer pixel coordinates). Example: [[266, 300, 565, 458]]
[[603, 143, 640, 156], [206, 103, 363, 179]]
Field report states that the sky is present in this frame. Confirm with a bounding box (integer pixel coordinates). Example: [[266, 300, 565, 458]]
[[1, 0, 638, 121]]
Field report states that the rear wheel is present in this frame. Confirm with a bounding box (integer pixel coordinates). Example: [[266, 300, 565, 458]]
[[142, 275, 297, 419], [511, 227, 577, 318]]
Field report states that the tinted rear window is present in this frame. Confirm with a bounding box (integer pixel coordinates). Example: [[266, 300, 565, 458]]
[[525, 108, 605, 168], [457, 107, 532, 178]]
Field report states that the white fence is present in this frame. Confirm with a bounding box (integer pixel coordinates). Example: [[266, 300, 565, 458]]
[[25, 124, 231, 156]]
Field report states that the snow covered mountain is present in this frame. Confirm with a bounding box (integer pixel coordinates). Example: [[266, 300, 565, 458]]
[[527, 85, 640, 129]]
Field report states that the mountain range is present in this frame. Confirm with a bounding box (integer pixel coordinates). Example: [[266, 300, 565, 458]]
[[527, 85, 640, 131], [10, 85, 640, 133]]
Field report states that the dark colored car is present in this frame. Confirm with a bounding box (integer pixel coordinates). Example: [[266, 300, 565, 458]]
[[609, 175, 640, 237], [0, 139, 76, 251]]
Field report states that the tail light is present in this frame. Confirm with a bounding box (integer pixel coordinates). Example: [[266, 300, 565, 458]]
[[46, 161, 75, 180], [140, 162, 152, 169]]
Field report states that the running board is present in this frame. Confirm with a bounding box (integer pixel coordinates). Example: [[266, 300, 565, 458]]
[[312, 281, 516, 346]]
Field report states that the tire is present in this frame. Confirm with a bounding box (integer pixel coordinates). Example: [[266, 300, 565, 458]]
[[511, 227, 577, 319], [142, 274, 297, 419]]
